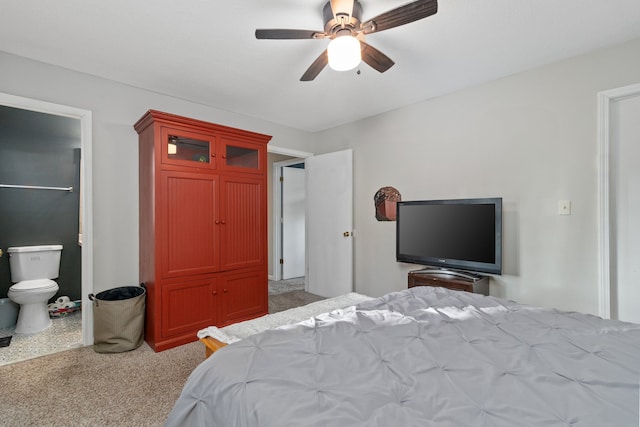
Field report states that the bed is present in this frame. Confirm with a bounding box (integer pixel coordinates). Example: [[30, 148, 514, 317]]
[[166, 286, 640, 426]]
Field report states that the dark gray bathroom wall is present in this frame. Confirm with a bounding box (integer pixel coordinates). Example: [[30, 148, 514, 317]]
[[0, 106, 82, 301]]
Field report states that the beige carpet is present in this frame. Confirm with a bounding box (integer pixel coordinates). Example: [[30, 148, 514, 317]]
[[0, 340, 202, 426], [269, 289, 324, 313], [267, 276, 305, 295], [0, 289, 332, 426]]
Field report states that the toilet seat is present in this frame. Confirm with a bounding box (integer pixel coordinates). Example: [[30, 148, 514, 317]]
[[10, 279, 58, 292]]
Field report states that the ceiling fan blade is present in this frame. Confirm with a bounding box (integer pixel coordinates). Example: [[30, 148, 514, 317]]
[[330, 0, 354, 20], [255, 29, 323, 40], [361, 0, 438, 34], [300, 50, 329, 81], [360, 41, 394, 73]]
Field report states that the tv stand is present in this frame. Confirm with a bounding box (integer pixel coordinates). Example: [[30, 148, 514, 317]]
[[410, 267, 483, 281], [408, 268, 489, 295]]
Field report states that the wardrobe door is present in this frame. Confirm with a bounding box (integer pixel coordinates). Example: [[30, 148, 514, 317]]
[[160, 126, 216, 170], [161, 277, 217, 338], [159, 170, 219, 278], [219, 175, 265, 271], [219, 269, 267, 325], [218, 137, 264, 175]]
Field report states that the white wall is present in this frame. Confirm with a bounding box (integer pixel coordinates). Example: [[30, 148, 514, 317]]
[[3, 36, 640, 315], [315, 38, 640, 315], [0, 51, 317, 294]]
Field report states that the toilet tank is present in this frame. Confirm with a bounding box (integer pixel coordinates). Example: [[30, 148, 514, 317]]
[[7, 245, 63, 282]]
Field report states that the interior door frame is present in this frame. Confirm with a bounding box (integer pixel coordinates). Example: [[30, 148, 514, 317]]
[[0, 92, 94, 345], [276, 159, 306, 281], [597, 82, 640, 319], [268, 146, 313, 281]]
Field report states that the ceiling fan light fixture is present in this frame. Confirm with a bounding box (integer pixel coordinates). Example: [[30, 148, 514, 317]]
[[327, 36, 361, 71]]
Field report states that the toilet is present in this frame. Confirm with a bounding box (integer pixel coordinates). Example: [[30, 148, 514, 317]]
[[7, 245, 62, 334]]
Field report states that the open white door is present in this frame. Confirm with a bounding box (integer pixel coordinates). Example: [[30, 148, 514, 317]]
[[282, 165, 305, 279], [305, 149, 353, 297], [611, 93, 640, 323]]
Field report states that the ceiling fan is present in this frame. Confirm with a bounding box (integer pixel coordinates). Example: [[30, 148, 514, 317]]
[[255, 0, 438, 81]]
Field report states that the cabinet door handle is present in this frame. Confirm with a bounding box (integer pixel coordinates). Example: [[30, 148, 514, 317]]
[[215, 220, 220, 224], [223, 288, 228, 293], [222, 154, 227, 159], [212, 290, 218, 295], [211, 153, 216, 158], [221, 220, 226, 225]]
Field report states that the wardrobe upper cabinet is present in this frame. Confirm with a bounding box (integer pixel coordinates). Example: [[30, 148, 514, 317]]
[[161, 127, 216, 170], [219, 137, 265, 175], [158, 124, 265, 174]]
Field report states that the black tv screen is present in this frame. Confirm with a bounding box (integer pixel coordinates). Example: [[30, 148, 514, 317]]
[[396, 198, 502, 275]]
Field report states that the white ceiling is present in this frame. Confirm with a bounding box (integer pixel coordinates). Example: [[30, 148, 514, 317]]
[[1, 1, 639, 132]]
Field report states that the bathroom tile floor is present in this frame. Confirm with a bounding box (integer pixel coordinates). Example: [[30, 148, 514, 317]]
[[0, 311, 82, 366]]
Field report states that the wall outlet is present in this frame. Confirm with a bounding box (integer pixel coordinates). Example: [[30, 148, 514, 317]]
[[558, 200, 571, 215]]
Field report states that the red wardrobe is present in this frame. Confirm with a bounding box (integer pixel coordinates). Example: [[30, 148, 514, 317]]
[[134, 110, 271, 351]]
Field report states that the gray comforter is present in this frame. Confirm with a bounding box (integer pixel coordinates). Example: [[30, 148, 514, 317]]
[[166, 287, 640, 426]]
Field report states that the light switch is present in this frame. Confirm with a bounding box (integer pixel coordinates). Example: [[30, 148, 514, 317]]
[[558, 200, 571, 215]]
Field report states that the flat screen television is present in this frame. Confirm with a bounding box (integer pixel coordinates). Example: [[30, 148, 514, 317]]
[[396, 197, 502, 276]]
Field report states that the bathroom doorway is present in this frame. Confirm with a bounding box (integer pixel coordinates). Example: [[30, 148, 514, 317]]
[[0, 93, 93, 364]]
